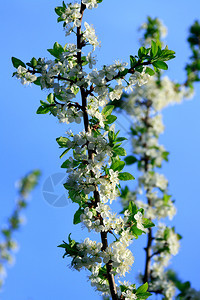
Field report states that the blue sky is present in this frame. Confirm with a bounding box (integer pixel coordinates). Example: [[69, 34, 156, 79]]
[[1, 0, 200, 299]]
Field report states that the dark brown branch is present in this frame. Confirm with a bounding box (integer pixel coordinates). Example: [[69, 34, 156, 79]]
[[142, 103, 153, 284], [77, 3, 118, 299]]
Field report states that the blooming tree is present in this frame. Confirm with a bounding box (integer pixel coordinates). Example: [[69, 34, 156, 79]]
[[113, 18, 200, 300], [11, 1, 194, 299]]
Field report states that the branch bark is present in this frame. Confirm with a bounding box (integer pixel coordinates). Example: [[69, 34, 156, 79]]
[[76, 3, 118, 299], [142, 102, 153, 284]]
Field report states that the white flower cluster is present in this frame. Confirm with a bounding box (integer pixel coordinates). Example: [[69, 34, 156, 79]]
[[83, 22, 100, 51], [129, 68, 150, 87], [102, 239, 134, 277], [89, 264, 110, 294], [134, 211, 148, 233], [139, 172, 168, 191], [61, 3, 81, 27], [136, 191, 176, 220], [68, 234, 136, 295], [16, 66, 37, 85], [57, 106, 83, 124], [73, 238, 102, 270], [122, 289, 137, 300], [82, 0, 98, 10], [153, 223, 180, 256], [127, 76, 193, 112], [81, 202, 125, 233]]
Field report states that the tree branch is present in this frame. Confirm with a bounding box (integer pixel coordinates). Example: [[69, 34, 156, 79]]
[[77, 3, 118, 299], [142, 102, 153, 284]]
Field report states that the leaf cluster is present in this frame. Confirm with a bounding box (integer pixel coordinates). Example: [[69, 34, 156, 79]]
[[129, 40, 175, 76], [120, 282, 152, 300]]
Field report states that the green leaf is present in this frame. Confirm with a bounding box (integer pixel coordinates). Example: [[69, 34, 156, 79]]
[[137, 283, 148, 294], [11, 57, 26, 68], [150, 40, 158, 58], [105, 115, 117, 124], [115, 137, 127, 142], [113, 147, 126, 156], [36, 106, 50, 114], [153, 61, 168, 70], [164, 227, 170, 240], [118, 172, 135, 181], [138, 47, 147, 59], [73, 207, 84, 225], [119, 68, 129, 77], [55, 6, 64, 17], [60, 148, 70, 159], [130, 226, 143, 238], [162, 151, 169, 161], [143, 218, 155, 228], [159, 48, 176, 61], [61, 159, 71, 168], [102, 105, 114, 117], [57, 243, 68, 248], [108, 131, 115, 144], [56, 137, 69, 148], [135, 65, 144, 73], [121, 186, 129, 199], [37, 101, 57, 117], [30, 57, 37, 67], [128, 201, 137, 215], [145, 67, 155, 76], [47, 42, 64, 59], [136, 292, 152, 299], [110, 160, 125, 172], [130, 55, 137, 68], [124, 155, 138, 165], [47, 93, 54, 104], [33, 77, 41, 86]]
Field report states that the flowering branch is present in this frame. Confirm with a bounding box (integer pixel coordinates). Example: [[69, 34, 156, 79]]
[[0, 170, 40, 289], [76, 2, 118, 298], [12, 2, 176, 299], [114, 16, 200, 299]]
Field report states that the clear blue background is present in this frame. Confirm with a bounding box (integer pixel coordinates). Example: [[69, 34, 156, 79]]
[[1, 0, 200, 299]]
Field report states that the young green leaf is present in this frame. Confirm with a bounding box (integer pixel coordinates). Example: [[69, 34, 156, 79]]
[[73, 207, 84, 225], [130, 55, 137, 68], [138, 47, 147, 59], [142, 218, 155, 228], [124, 155, 138, 165], [113, 147, 126, 156], [60, 148, 70, 159], [11, 57, 26, 68], [145, 67, 155, 76], [153, 61, 168, 70], [105, 115, 117, 124], [136, 282, 148, 294], [102, 105, 114, 117], [128, 201, 138, 215], [36, 106, 50, 114], [118, 172, 135, 181], [150, 40, 158, 58], [110, 160, 125, 172]]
